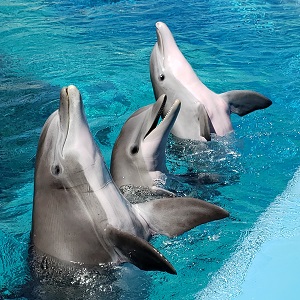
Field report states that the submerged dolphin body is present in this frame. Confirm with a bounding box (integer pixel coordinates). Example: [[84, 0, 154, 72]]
[[150, 21, 272, 141], [31, 85, 229, 274], [111, 94, 180, 194]]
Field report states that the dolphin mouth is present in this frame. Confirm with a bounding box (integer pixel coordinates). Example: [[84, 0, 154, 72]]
[[59, 85, 83, 154], [144, 96, 166, 138], [144, 95, 181, 141], [59, 87, 71, 154]]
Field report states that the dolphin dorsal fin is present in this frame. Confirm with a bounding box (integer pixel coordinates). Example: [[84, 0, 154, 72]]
[[107, 226, 176, 274], [135, 197, 229, 237], [220, 90, 272, 116]]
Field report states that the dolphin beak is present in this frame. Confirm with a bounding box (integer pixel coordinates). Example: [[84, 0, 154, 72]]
[[60, 85, 84, 126], [59, 85, 86, 154], [65, 85, 83, 118], [156, 22, 164, 57], [144, 94, 167, 139], [155, 22, 177, 61], [144, 95, 181, 141], [59, 87, 70, 149]]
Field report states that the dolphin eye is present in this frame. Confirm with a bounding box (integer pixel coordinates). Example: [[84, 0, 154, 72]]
[[51, 164, 61, 176], [159, 74, 165, 81], [130, 145, 139, 155]]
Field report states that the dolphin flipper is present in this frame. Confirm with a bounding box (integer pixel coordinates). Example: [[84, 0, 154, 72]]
[[135, 197, 229, 237], [198, 103, 211, 141], [152, 186, 176, 197], [220, 90, 272, 116], [107, 226, 177, 274]]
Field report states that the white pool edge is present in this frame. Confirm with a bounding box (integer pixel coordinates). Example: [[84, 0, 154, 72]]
[[196, 167, 300, 300]]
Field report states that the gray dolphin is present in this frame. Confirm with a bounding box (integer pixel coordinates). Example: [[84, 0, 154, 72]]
[[31, 85, 229, 274], [111, 94, 180, 194], [150, 21, 272, 141]]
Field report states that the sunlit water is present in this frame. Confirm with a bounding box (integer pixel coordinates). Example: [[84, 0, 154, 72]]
[[0, 0, 300, 299]]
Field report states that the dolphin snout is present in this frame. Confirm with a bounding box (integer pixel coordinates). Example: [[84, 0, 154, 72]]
[[65, 85, 79, 98]]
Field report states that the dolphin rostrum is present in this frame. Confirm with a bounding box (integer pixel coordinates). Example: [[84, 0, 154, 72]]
[[111, 94, 180, 194], [30, 85, 229, 275], [150, 21, 272, 141]]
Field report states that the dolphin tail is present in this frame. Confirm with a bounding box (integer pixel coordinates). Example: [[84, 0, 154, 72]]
[[135, 197, 229, 237], [220, 90, 272, 116], [107, 226, 177, 274]]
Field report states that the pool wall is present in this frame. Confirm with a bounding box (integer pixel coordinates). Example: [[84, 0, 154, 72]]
[[197, 167, 300, 300]]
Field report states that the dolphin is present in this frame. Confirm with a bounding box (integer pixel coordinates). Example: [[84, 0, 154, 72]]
[[111, 94, 180, 194], [150, 21, 272, 141], [30, 85, 229, 275], [110, 94, 220, 199]]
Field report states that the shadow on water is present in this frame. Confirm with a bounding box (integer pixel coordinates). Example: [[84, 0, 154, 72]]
[[0, 55, 60, 195], [164, 133, 243, 200], [0, 56, 57, 299]]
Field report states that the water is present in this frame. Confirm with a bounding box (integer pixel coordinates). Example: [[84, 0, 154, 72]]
[[0, 0, 300, 298]]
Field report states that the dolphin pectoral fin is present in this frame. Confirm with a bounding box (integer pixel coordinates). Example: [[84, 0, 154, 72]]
[[220, 90, 272, 116], [151, 186, 176, 197], [107, 226, 176, 274], [198, 103, 211, 141], [135, 197, 229, 237]]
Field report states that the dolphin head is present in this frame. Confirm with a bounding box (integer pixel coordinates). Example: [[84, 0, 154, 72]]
[[111, 94, 181, 189], [150, 21, 175, 101], [150, 22, 211, 141], [150, 22, 199, 102], [34, 85, 110, 192]]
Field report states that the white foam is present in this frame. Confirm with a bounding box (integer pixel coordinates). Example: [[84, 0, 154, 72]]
[[196, 167, 300, 300]]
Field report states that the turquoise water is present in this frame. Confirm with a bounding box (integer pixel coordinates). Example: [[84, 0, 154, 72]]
[[0, 0, 300, 299]]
